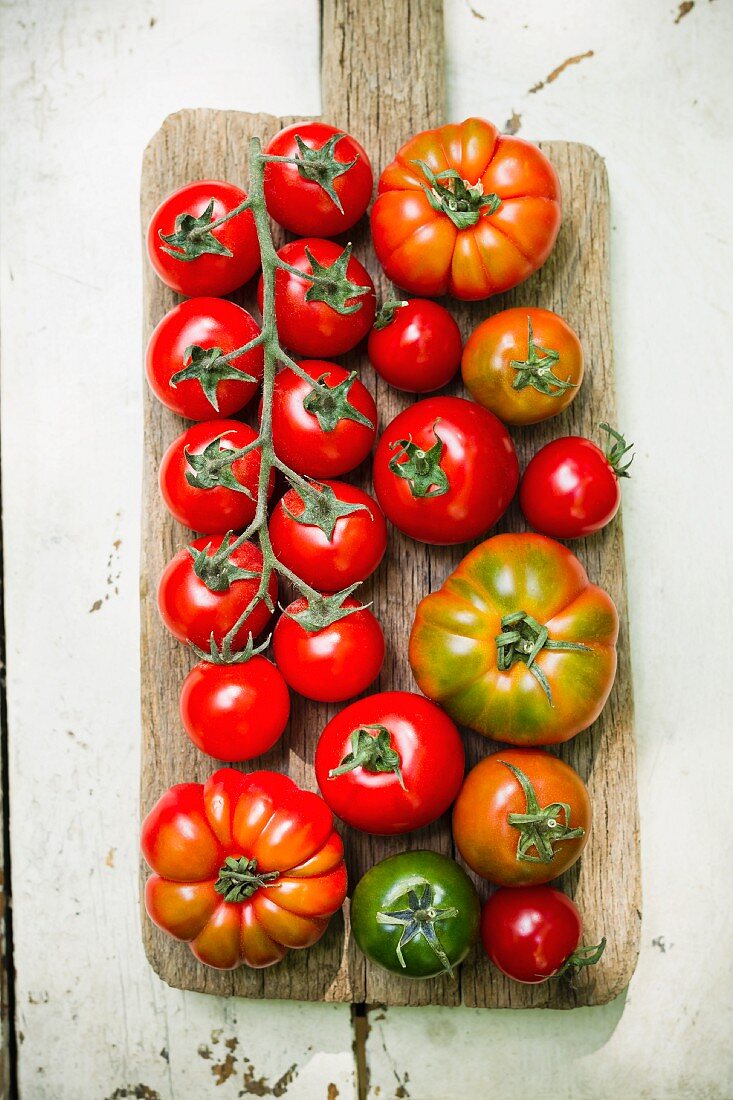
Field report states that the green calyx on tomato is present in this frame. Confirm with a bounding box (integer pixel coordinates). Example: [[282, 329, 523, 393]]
[[286, 586, 364, 632], [184, 433, 256, 495], [502, 761, 585, 864], [187, 534, 260, 594], [301, 243, 372, 315], [192, 629, 271, 666], [302, 371, 375, 433], [556, 937, 607, 977], [412, 159, 502, 230], [599, 423, 634, 478], [328, 725, 406, 790], [377, 882, 459, 975], [170, 343, 258, 412], [510, 316, 575, 397], [214, 855, 280, 903], [373, 299, 408, 331], [158, 198, 238, 261], [290, 133, 358, 213], [496, 610, 591, 706], [388, 423, 449, 499], [284, 479, 369, 540]]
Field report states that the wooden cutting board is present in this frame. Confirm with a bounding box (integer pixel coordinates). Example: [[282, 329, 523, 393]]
[[140, 0, 640, 1008]]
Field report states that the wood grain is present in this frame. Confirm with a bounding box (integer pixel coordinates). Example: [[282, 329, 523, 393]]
[[140, 0, 640, 1007]]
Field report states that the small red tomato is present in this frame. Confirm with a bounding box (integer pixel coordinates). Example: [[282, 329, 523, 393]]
[[157, 535, 276, 651], [520, 425, 634, 539], [159, 420, 273, 535], [273, 597, 385, 702], [145, 298, 264, 420], [180, 657, 290, 762], [372, 396, 519, 544], [258, 238, 375, 358], [480, 885, 606, 984], [367, 299, 463, 393], [315, 691, 465, 835], [264, 122, 373, 237], [147, 180, 260, 297]]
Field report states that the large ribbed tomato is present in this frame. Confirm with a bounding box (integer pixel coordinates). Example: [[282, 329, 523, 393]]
[[409, 533, 618, 745], [371, 118, 561, 301], [142, 769, 347, 970]]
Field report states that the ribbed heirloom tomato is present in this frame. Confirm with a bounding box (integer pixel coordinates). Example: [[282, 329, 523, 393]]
[[142, 769, 348, 969], [367, 299, 463, 393]]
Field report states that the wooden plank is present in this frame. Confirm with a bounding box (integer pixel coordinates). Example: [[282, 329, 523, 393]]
[[140, 0, 640, 1007]]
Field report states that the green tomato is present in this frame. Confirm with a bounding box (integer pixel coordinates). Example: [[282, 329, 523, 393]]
[[351, 850, 480, 979]]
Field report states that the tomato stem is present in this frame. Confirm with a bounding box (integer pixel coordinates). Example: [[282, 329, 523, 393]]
[[501, 761, 585, 863], [599, 423, 634, 478], [329, 725, 406, 790], [495, 610, 592, 706], [376, 881, 459, 975], [214, 855, 279, 903], [556, 936, 607, 978], [509, 316, 576, 396]]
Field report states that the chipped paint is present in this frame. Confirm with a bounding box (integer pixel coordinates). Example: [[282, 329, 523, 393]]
[[674, 1, 694, 21], [327, 1085, 340, 1100], [529, 50, 595, 93], [241, 1056, 299, 1096], [212, 1051, 237, 1086], [504, 110, 522, 134], [465, 1, 485, 18], [105, 1087, 161, 1100], [105, 847, 116, 868]]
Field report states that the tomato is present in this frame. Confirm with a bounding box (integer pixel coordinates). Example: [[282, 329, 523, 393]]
[[273, 597, 385, 702], [372, 396, 518, 545], [480, 885, 605, 984], [271, 360, 377, 478], [142, 768, 347, 969], [269, 479, 387, 591], [315, 691, 464, 835], [145, 298, 264, 420], [158, 420, 273, 535], [258, 238, 375, 358], [462, 307, 583, 426], [180, 657, 290, 762], [367, 299, 463, 393], [146, 180, 260, 297], [263, 122, 373, 237], [351, 851, 479, 978], [371, 118, 561, 300], [520, 426, 634, 539], [452, 749, 590, 886], [409, 532, 618, 745], [158, 535, 276, 651]]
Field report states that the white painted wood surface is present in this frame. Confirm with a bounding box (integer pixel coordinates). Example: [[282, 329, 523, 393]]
[[1, 0, 731, 1097]]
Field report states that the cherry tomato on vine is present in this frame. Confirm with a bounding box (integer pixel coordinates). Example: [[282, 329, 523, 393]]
[[157, 535, 276, 651], [258, 238, 376, 358], [147, 180, 260, 297], [263, 122, 373, 237], [480, 886, 606, 984], [270, 360, 377, 478], [315, 691, 464, 835], [269, 479, 387, 591], [180, 656, 290, 762], [273, 597, 385, 703], [520, 426, 634, 539], [158, 420, 273, 535], [462, 307, 583, 426], [145, 298, 264, 420], [372, 396, 518, 544], [367, 299, 463, 393]]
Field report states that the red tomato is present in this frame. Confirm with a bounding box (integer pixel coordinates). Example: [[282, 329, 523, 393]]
[[480, 885, 605, 984], [273, 598, 385, 702], [158, 420, 273, 535], [314, 691, 465, 835], [147, 180, 260, 297], [145, 298, 264, 420], [269, 480, 387, 591], [372, 396, 519, 544], [180, 657, 290, 762], [258, 238, 375, 358], [520, 426, 633, 539], [367, 299, 463, 393], [264, 122, 373, 237], [157, 535, 276, 651], [371, 118, 561, 300], [271, 360, 377, 478]]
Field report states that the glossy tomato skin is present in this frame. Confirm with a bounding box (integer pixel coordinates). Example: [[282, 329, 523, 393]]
[[480, 885, 584, 983], [145, 298, 264, 420], [273, 598, 385, 703], [258, 238, 376, 357], [367, 299, 463, 393], [410, 532, 618, 745], [371, 118, 561, 300], [180, 657, 290, 762], [158, 420, 273, 534], [315, 691, 464, 835], [269, 480, 387, 591], [142, 768, 347, 969], [271, 360, 377, 478], [520, 437, 622, 538], [351, 851, 479, 978], [263, 122, 373, 237], [452, 749, 590, 886], [147, 180, 260, 297], [158, 536, 276, 651], [462, 307, 583, 426], [372, 396, 519, 544]]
